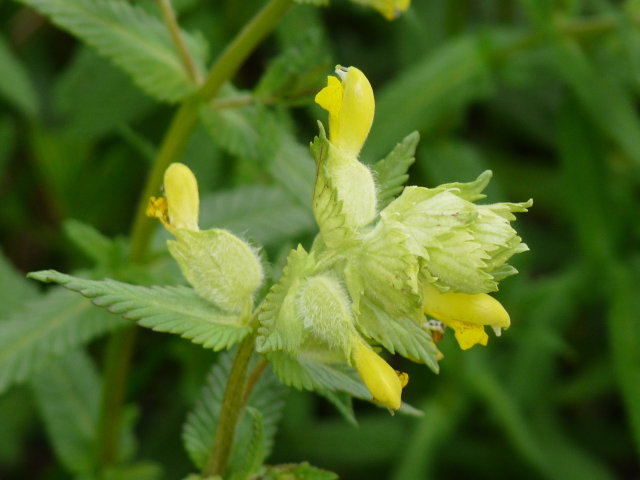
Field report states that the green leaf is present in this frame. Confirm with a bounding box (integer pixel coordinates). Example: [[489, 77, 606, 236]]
[[268, 132, 315, 208], [372, 131, 419, 211], [28, 270, 250, 351], [553, 38, 640, 167], [182, 352, 287, 473], [256, 29, 330, 105], [31, 350, 99, 474], [198, 184, 315, 247], [608, 264, 640, 458], [261, 462, 338, 480], [310, 126, 352, 247], [0, 34, 38, 118], [365, 34, 492, 160], [200, 88, 280, 163], [63, 219, 115, 266], [54, 47, 154, 139], [0, 249, 39, 321], [266, 351, 370, 400], [228, 408, 265, 480], [17, 0, 206, 102], [0, 288, 126, 394]]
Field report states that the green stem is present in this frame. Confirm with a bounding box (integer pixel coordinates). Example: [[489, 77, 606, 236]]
[[204, 336, 256, 477], [128, 0, 293, 262], [156, 0, 201, 84], [96, 326, 137, 466], [97, 0, 293, 468]]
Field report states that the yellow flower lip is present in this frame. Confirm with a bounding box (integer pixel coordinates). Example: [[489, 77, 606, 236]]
[[423, 284, 511, 350], [147, 162, 199, 233], [315, 65, 375, 158], [352, 340, 405, 410]]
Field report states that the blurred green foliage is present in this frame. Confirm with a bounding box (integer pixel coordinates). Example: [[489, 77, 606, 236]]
[[1, 0, 639, 479]]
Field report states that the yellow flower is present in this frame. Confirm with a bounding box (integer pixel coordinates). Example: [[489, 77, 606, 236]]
[[315, 66, 375, 158], [147, 163, 199, 233], [422, 284, 511, 350], [351, 0, 411, 20], [352, 340, 407, 410]]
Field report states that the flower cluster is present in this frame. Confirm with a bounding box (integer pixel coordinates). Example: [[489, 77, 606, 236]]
[[148, 66, 531, 412]]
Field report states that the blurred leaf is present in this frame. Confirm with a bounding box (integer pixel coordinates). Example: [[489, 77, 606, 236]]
[[63, 219, 114, 266], [228, 408, 265, 480], [0, 288, 126, 394], [608, 263, 640, 459], [98, 462, 163, 480], [0, 248, 39, 321], [182, 352, 287, 474], [18, 0, 207, 102], [31, 350, 99, 474], [0, 387, 36, 465], [319, 391, 358, 427], [200, 86, 281, 164], [365, 34, 493, 160], [268, 132, 315, 208], [28, 270, 251, 351], [199, 184, 315, 246], [557, 99, 615, 265], [372, 131, 419, 211], [54, 47, 154, 139], [0, 34, 38, 118], [261, 462, 338, 480], [256, 29, 330, 105], [553, 37, 640, 167]]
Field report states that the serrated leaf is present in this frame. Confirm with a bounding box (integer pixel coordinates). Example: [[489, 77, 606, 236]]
[[228, 408, 265, 480], [31, 350, 99, 474], [0, 34, 38, 117], [261, 462, 338, 480], [17, 0, 206, 102], [256, 30, 330, 105], [182, 352, 287, 474], [372, 131, 419, 210], [198, 184, 315, 247], [358, 298, 440, 373], [310, 127, 352, 247], [266, 351, 370, 400], [0, 249, 39, 321], [0, 288, 126, 394], [319, 390, 358, 427], [28, 270, 250, 351], [256, 246, 313, 353], [200, 86, 281, 163]]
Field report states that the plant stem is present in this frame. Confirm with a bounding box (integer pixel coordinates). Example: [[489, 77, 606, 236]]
[[204, 336, 256, 477], [96, 325, 137, 466], [128, 0, 293, 262], [98, 0, 293, 468], [156, 0, 201, 84]]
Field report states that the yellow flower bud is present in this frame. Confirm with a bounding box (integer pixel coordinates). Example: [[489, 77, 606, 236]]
[[351, 0, 411, 20], [315, 66, 375, 158], [147, 163, 199, 233], [423, 284, 510, 350], [352, 340, 404, 410]]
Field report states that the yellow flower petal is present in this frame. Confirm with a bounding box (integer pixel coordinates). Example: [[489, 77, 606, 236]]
[[352, 340, 403, 410], [423, 284, 510, 349], [164, 163, 199, 231], [315, 66, 374, 157]]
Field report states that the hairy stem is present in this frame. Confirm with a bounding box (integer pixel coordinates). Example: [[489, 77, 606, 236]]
[[156, 0, 201, 84], [204, 336, 256, 477]]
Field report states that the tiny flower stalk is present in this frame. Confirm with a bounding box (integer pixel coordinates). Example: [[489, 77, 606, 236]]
[[423, 284, 511, 350]]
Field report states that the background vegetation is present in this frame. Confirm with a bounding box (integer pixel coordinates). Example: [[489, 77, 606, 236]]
[[1, 0, 639, 478]]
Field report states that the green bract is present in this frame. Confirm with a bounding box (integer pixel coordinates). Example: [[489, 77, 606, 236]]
[[168, 228, 264, 315]]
